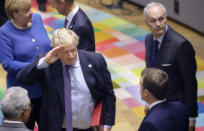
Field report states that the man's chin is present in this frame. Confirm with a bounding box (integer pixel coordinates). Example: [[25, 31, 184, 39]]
[[64, 61, 74, 65], [154, 31, 164, 38]]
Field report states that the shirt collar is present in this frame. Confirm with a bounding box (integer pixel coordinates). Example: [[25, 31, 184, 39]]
[[72, 52, 80, 68], [65, 5, 79, 25], [153, 25, 169, 43], [4, 120, 23, 124], [149, 99, 167, 110]]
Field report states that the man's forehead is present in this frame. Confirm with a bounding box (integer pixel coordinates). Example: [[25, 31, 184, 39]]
[[63, 44, 77, 50], [147, 6, 165, 16]]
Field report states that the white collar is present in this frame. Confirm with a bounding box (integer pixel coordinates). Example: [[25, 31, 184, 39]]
[[149, 99, 167, 110], [72, 52, 80, 68], [4, 120, 23, 124], [154, 25, 169, 43]]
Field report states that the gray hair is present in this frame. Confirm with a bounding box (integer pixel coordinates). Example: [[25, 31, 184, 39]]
[[51, 28, 79, 48], [0, 87, 30, 119], [144, 2, 167, 19]]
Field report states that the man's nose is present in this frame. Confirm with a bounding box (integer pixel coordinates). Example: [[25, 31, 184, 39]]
[[155, 20, 160, 26], [68, 52, 74, 58]]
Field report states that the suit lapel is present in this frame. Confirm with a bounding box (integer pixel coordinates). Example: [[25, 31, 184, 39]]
[[78, 50, 93, 91], [146, 34, 154, 66], [68, 9, 81, 30]]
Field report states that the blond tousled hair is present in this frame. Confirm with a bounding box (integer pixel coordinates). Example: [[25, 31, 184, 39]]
[[5, 0, 32, 19], [51, 28, 79, 48]]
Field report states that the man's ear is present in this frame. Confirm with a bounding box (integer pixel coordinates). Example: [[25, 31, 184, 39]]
[[145, 19, 150, 28], [143, 89, 149, 97]]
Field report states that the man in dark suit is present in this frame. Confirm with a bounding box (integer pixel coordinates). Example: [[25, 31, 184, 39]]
[[17, 28, 115, 131], [143, 2, 198, 130], [0, 86, 32, 131], [138, 68, 189, 131], [50, 0, 95, 51]]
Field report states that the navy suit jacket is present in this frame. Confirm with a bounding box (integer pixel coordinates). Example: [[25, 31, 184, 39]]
[[17, 50, 115, 131], [67, 8, 95, 51], [138, 101, 189, 131], [0, 122, 31, 131], [145, 26, 198, 117]]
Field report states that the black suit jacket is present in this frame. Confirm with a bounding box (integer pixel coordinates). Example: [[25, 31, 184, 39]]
[[67, 8, 95, 51], [145, 26, 198, 117], [138, 101, 189, 131], [0, 122, 31, 131], [17, 50, 116, 131]]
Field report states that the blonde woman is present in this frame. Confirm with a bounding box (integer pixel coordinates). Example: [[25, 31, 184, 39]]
[[0, 0, 51, 130]]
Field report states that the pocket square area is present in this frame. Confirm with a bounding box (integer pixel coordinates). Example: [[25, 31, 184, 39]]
[[162, 64, 172, 66]]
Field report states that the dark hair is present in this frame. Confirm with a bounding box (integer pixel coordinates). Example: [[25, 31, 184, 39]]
[[141, 68, 170, 100], [65, 0, 74, 4]]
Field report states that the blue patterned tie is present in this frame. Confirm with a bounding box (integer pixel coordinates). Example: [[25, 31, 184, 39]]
[[151, 40, 159, 67], [64, 19, 68, 28], [63, 65, 72, 131]]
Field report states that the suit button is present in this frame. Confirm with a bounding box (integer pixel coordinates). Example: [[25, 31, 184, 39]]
[[32, 38, 35, 42], [36, 46, 39, 50]]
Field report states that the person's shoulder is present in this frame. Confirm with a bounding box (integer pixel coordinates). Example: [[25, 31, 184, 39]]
[[0, 20, 11, 31], [169, 101, 187, 111], [0, 123, 31, 131], [18, 127, 32, 131], [32, 13, 41, 18], [17, 128, 32, 131], [0, 21, 12, 39], [166, 27, 188, 42], [169, 101, 185, 106], [145, 33, 153, 41], [32, 13, 43, 22], [77, 8, 87, 16], [75, 8, 91, 22]]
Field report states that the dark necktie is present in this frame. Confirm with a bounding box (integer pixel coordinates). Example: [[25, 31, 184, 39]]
[[64, 18, 68, 28], [63, 65, 72, 131], [151, 40, 159, 67]]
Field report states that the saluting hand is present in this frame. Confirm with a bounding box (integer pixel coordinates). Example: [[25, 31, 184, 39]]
[[44, 45, 64, 64]]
